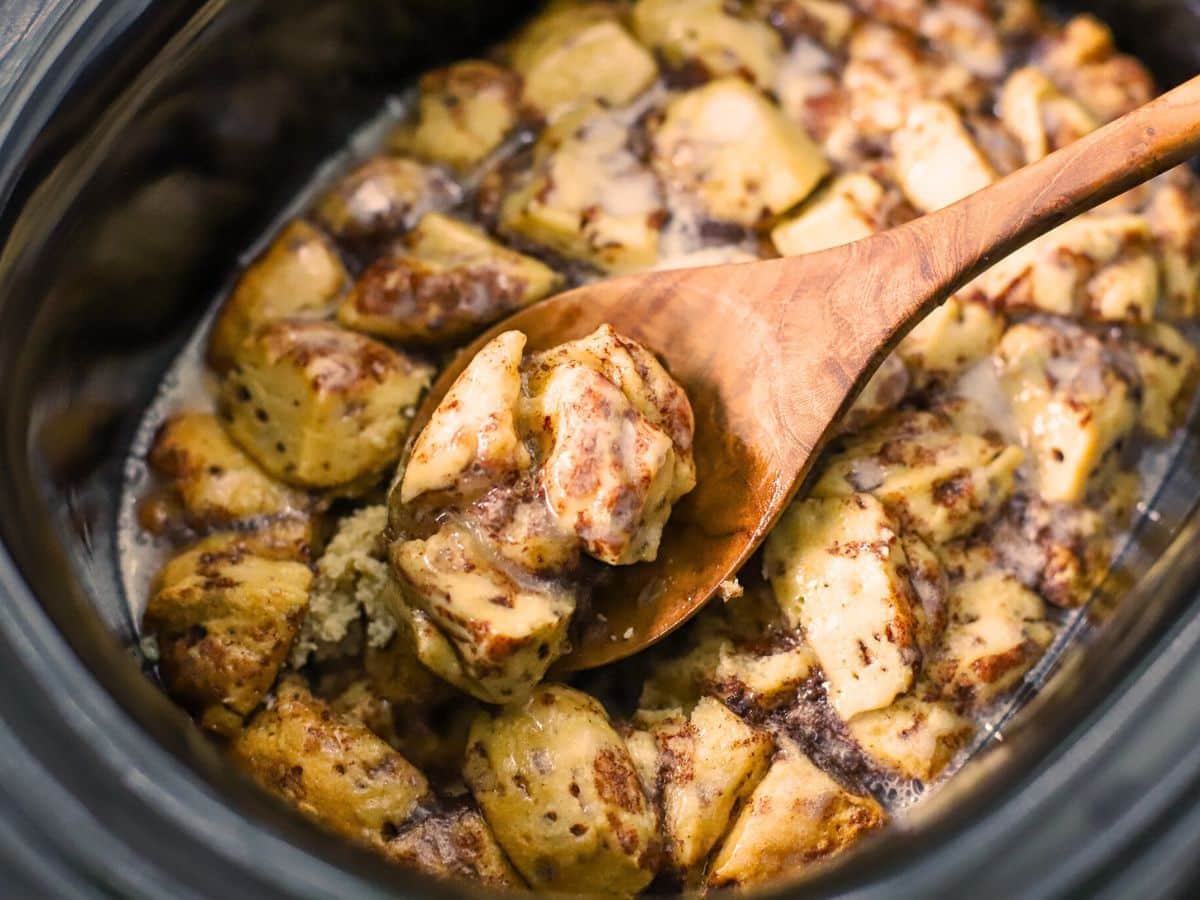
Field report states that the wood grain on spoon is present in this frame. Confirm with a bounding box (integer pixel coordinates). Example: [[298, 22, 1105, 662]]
[[404, 74, 1200, 672]]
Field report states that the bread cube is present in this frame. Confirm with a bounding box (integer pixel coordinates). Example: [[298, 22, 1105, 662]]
[[339, 213, 562, 344], [390, 521, 575, 703], [893, 101, 996, 212], [1038, 15, 1155, 124], [390, 600, 490, 698], [652, 78, 829, 226], [754, 0, 855, 49], [153, 526, 315, 584], [391, 325, 693, 697], [999, 67, 1098, 164], [765, 493, 922, 719], [637, 581, 817, 713], [771, 173, 885, 256], [508, 3, 657, 117], [927, 572, 1054, 708], [314, 156, 459, 242], [626, 697, 774, 874], [842, 22, 987, 144], [842, 23, 927, 137], [1146, 180, 1200, 318], [1127, 323, 1199, 440], [813, 409, 1025, 544], [208, 220, 348, 369], [231, 680, 431, 849], [500, 104, 667, 274], [840, 352, 910, 435], [464, 684, 658, 894], [713, 638, 820, 709], [399, 330, 531, 504], [995, 321, 1137, 503], [707, 741, 885, 889], [528, 324, 697, 457], [388, 807, 524, 888], [393, 61, 522, 172], [639, 598, 818, 715], [220, 321, 433, 488], [848, 694, 974, 781], [146, 412, 312, 534], [536, 364, 679, 565], [917, 0, 1006, 79], [897, 296, 1004, 386], [632, 0, 783, 87], [967, 214, 1160, 322], [143, 535, 311, 734], [524, 324, 697, 565]]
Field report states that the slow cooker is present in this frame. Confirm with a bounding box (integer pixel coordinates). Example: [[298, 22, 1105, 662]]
[[2, 0, 1200, 897]]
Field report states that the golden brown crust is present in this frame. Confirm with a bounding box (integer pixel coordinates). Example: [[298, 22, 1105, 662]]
[[627, 697, 774, 876], [231, 680, 431, 849], [339, 214, 561, 345], [813, 408, 1024, 545], [633, 0, 783, 87], [314, 156, 459, 242], [463, 684, 658, 895], [848, 693, 975, 781], [208, 220, 349, 371], [143, 534, 311, 734], [392, 61, 523, 173], [507, 3, 658, 118], [707, 742, 886, 889], [926, 570, 1054, 707], [499, 103, 667, 274], [347, 255, 527, 340], [994, 319, 1137, 504], [144, 412, 314, 539], [387, 806, 525, 888], [765, 493, 924, 720], [651, 78, 828, 227], [219, 321, 433, 488]]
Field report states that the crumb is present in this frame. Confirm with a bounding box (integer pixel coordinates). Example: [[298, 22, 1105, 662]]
[[718, 578, 744, 602], [291, 505, 399, 667]]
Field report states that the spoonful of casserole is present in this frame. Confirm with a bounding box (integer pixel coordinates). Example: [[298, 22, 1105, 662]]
[[389, 73, 1200, 681]]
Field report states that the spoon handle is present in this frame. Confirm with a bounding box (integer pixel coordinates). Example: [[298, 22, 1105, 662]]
[[898, 72, 1200, 319]]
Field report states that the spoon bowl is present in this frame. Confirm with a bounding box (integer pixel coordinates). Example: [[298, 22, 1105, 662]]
[[406, 74, 1200, 671]]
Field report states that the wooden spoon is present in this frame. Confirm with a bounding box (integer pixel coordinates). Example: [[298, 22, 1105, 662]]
[[403, 74, 1200, 672]]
